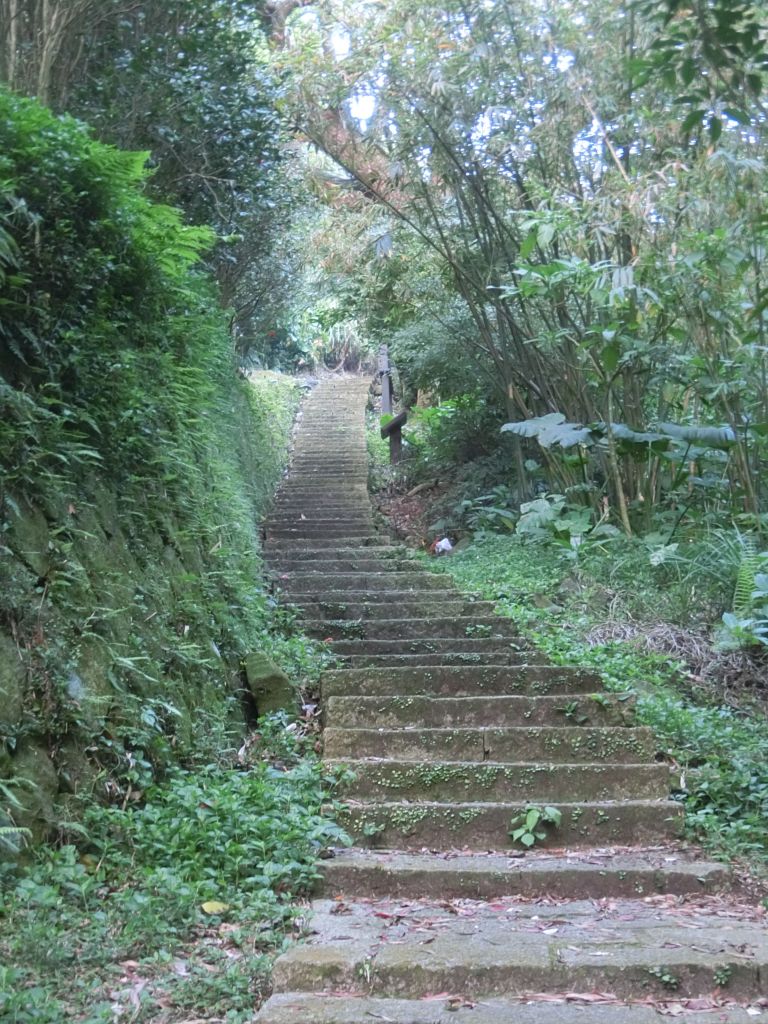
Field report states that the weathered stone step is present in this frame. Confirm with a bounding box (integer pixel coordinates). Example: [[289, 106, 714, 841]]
[[276, 484, 370, 494], [330, 637, 528, 656], [285, 588, 461, 605], [277, 572, 453, 593], [257, 993, 757, 1024], [268, 543, 406, 556], [323, 725, 657, 763], [308, 617, 521, 642], [266, 526, 379, 539], [321, 666, 603, 698], [291, 598, 497, 620], [288, 453, 368, 460], [267, 516, 375, 527], [272, 493, 371, 504], [341, 652, 548, 668], [325, 693, 635, 729], [265, 537, 394, 551], [269, 897, 766, 1001], [286, 468, 368, 477], [274, 497, 369, 506], [287, 462, 366, 468], [269, 558, 419, 574], [330, 759, 666, 802], [266, 512, 373, 523], [318, 847, 730, 899], [266, 524, 374, 536], [344, 799, 682, 849]]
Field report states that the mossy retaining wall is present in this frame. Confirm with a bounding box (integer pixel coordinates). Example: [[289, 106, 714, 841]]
[[0, 371, 303, 841]]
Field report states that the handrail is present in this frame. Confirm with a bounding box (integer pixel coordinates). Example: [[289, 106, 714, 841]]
[[377, 345, 407, 463]]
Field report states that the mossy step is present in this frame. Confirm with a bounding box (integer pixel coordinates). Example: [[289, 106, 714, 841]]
[[288, 455, 369, 463], [266, 514, 374, 524], [318, 847, 730, 899], [288, 599, 497, 619], [330, 637, 530, 656], [267, 548, 403, 566], [340, 652, 551, 668], [269, 559, 420, 574], [277, 572, 453, 593], [307, 616, 521, 642], [323, 725, 657, 763], [257, 994, 755, 1024], [264, 537, 395, 551], [270, 895, 766, 1000], [276, 485, 371, 495], [321, 665, 603, 698], [266, 526, 378, 538], [286, 588, 461, 604], [325, 693, 636, 729], [329, 759, 667, 802], [280, 467, 368, 475], [345, 799, 683, 850]]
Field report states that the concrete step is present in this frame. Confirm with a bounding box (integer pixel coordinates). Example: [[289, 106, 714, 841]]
[[265, 537, 394, 552], [257, 993, 758, 1024], [289, 598, 498, 619], [269, 896, 766, 1000], [330, 637, 529, 656], [325, 693, 636, 729], [340, 652, 551, 668], [267, 544, 407, 556], [276, 484, 371, 494], [286, 466, 368, 475], [273, 493, 371, 504], [277, 572, 454, 593], [269, 558, 416, 573], [266, 526, 379, 539], [284, 588, 462, 605], [308, 617, 521, 642], [323, 725, 657, 763], [331, 759, 667, 802], [344, 799, 683, 849], [321, 666, 605, 698], [318, 847, 730, 899], [266, 509, 374, 520]]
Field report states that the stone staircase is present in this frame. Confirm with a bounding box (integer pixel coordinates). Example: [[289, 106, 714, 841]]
[[257, 376, 766, 1023]]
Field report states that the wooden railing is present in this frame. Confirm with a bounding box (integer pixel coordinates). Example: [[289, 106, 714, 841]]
[[378, 344, 407, 464]]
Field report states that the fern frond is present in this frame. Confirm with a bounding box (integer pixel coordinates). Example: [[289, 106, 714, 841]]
[[733, 536, 759, 616]]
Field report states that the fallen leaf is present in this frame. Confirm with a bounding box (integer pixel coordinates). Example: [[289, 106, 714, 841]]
[[201, 900, 230, 915]]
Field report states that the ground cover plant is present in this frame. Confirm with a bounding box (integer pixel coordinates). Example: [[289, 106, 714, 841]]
[[424, 533, 768, 867], [0, 719, 350, 1022]]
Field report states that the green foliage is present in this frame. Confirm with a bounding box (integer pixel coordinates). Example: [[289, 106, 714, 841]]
[[404, 397, 505, 474], [508, 805, 562, 847], [0, 727, 350, 1021], [0, 91, 323, 835], [634, 0, 767, 139], [427, 534, 768, 863], [718, 544, 768, 649], [285, 0, 768, 532]]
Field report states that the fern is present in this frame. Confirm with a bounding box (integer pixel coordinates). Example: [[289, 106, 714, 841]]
[[733, 536, 759, 616]]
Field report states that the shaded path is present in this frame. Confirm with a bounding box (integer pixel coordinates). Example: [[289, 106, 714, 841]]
[[257, 377, 765, 1023]]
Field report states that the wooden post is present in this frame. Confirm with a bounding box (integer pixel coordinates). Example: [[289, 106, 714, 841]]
[[381, 410, 407, 465], [378, 344, 393, 415]]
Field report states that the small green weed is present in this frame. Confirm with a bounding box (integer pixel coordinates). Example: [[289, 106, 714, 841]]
[[647, 965, 680, 990], [508, 805, 562, 847]]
